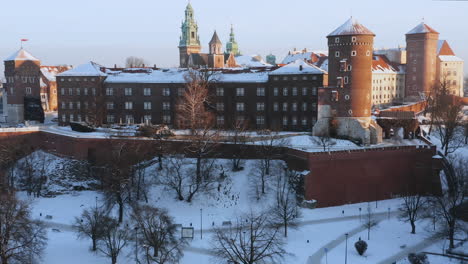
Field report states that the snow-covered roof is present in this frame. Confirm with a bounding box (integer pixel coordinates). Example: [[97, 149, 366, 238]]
[[282, 50, 328, 64], [235, 55, 271, 68], [4, 48, 39, 62], [271, 60, 326, 75], [57, 62, 107, 77], [328, 17, 374, 37], [41, 66, 73, 82], [215, 71, 269, 83], [372, 55, 403, 74], [438, 55, 463, 62], [406, 22, 439, 35]]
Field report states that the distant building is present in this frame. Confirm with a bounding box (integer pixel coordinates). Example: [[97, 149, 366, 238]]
[[226, 25, 241, 56], [40, 65, 73, 111], [371, 55, 406, 107], [435, 40, 464, 97], [266, 53, 276, 65]]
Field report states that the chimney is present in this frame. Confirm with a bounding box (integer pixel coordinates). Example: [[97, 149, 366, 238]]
[[299, 65, 303, 71], [114, 64, 117, 69], [154, 64, 157, 69], [142, 64, 145, 68]]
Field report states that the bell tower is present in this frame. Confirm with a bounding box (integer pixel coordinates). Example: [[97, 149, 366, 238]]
[[226, 25, 240, 56], [179, 2, 201, 68], [208, 31, 224, 68]]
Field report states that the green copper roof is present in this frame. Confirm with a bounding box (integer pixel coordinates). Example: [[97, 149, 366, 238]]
[[226, 24, 240, 56]]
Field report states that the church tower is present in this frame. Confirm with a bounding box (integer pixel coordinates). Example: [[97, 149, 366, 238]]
[[226, 25, 240, 56], [208, 31, 225, 68], [179, 3, 201, 68]]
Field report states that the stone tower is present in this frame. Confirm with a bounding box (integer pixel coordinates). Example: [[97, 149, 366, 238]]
[[208, 31, 225, 68], [179, 3, 201, 68], [226, 25, 240, 56], [313, 17, 382, 144], [266, 53, 276, 65], [3, 48, 41, 123], [405, 22, 439, 100]]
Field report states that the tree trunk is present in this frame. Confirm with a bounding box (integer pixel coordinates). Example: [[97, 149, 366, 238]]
[[112, 255, 117, 264], [196, 157, 201, 184], [117, 194, 124, 223], [448, 224, 455, 249], [368, 227, 370, 240], [158, 154, 163, 171], [410, 221, 416, 234], [92, 238, 97, 251], [284, 222, 288, 237], [1, 255, 8, 264]]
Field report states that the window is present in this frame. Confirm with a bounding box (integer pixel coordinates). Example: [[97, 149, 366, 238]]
[[236, 102, 245, 112], [92, 88, 96, 95], [76, 88, 80, 96], [292, 102, 297, 111], [337, 77, 343, 88], [69, 102, 73, 109], [274, 87, 279, 96], [163, 115, 171, 124], [282, 116, 288, 126], [162, 102, 170, 110], [216, 103, 224, 111], [69, 88, 73, 96], [144, 115, 152, 124], [283, 76, 288, 81], [453, 71, 457, 76], [125, 101, 133, 110], [347, 65, 352, 71], [25, 87, 32, 94], [282, 102, 288, 111], [107, 102, 114, 110], [236, 88, 244, 96], [447, 71, 451, 76], [126, 115, 134, 124], [453, 80, 457, 86], [217, 116, 224, 125], [84, 102, 88, 109], [302, 102, 307, 111], [163, 88, 171, 96], [61, 114, 66, 122], [257, 87, 265, 96], [366, 50, 371, 56], [351, 51, 357, 56], [273, 77, 279, 81], [302, 76, 308, 81], [302, 87, 308, 96], [61, 102, 66, 109], [283, 88, 288, 96], [302, 117, 307, 126], [178, 88, 185, 96], [144, 102, 152, 110], [331, 91, 339, 102], [236, 115, 245, 123], [76, 102, 81, 109], [106, 88, 113, 96], [107, 115, 115, 123], [70, 114, 74, 122], [344, 76, 349, 84], [292, 87, 297, 96], [256, 116, 265, 125], [61, 88, 65, 95], [216, 87, 224, 96], [292, 116, 297, 126], [125, 88, 132, 96], [77, 115, 82, 122], [292, 76, 298, 81], [84, 88, 88, 96], [335, 37, 340, 43], [335, 51, 340, 57], [273, 102, 279, 111], [144, 88, 151, 96], [256, 102, 265, 111], [351, 36, 356, 42]]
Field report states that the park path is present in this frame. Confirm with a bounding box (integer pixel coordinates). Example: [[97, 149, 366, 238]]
[[376, 235, 439, 264]]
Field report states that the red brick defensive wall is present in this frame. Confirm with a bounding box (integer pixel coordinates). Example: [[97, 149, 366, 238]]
[[0, 131, 442, 208]]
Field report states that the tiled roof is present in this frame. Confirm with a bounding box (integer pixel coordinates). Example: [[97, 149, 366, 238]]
[[406, 22, 439, 35], [328, 17, 374, 36], [4, 48, 39, 61]]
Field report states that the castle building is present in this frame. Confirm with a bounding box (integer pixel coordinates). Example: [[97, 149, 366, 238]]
[[313, 17, 382, 144], [435, 40, 464, 96]]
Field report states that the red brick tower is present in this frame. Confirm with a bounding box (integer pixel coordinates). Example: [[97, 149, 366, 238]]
[[313, 17, 382, 144], [405, 23, 439, 100]]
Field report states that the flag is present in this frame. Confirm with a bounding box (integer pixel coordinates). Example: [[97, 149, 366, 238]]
[[21, 39, 28, 42]]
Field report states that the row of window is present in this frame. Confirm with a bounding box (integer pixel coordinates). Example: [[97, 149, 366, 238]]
[[229, 102, 317, 112], [5, 76, 37, 84], [220, 87, 318, 97], [334, 50, 371, 58], [271, 75, 318, 81], [215, 115, 316, 126], [60, 78, 96, 82], [61, 88, 96, 96], [61, 114, 171, 124]]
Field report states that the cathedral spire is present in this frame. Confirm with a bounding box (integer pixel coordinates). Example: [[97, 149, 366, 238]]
[[179, 2, 200, 47], [226, 24, 240, 56]]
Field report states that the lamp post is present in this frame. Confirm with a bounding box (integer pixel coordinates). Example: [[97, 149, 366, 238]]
[[200, 208, 203, 240], [359, 207, 362, 221], [345, 233, 349, 264], [135, 226, 139, 264]]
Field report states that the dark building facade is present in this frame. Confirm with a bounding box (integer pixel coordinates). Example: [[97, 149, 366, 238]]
[[57, 60, 326, 131]]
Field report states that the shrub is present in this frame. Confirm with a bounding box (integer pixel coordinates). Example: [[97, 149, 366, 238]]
[[354, 238, 368, 256], [408, 252, 429, 264]]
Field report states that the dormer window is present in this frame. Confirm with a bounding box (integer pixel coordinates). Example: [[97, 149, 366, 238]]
[[335, 37, 340, 43]]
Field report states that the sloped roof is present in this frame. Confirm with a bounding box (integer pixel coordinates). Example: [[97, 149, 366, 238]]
[[5, 48, 40, 61], [406, 22, 439, 35], [271, 59, 326, 75], [41, 65, 73, 82], [372, 55, 402, 74], [235, 55, 271, 68], [57, 61, 107, 77], [209, 31, 222, 45], [437, 40, 455, 56], [438, 55, 463, 62], [328, 17, 374, 37]]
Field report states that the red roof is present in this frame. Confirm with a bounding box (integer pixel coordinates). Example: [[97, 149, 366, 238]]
[[406, 23, 439, 35]]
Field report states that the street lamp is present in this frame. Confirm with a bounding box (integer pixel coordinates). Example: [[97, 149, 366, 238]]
[[345, 233, 349, 264], [200, 208, 203, 240], [135, 226, 139, 264]]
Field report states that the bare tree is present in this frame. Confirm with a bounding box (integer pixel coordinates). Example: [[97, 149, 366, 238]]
[[430, 157, 467, 249], [229, 119, 249, 171], [309, 132, 336, 152], [399, 191, 426, 234], [0, 193, 47, 264], [363, 204, 378, 240], [159, 155, 188, 201], [270, 166, 301, 237], [98, 218, 129, 264], [125, 56, 147, 68], [212, 211, 286, 264], [0, 137, 26, 192], [131, 205, 185, 264], [14, 151, 51, 197], [429, 74, 464, 156], [74, 204, 110, 251]]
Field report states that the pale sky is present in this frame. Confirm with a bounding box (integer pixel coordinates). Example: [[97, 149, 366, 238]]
[[1, 0, 467, 75]]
